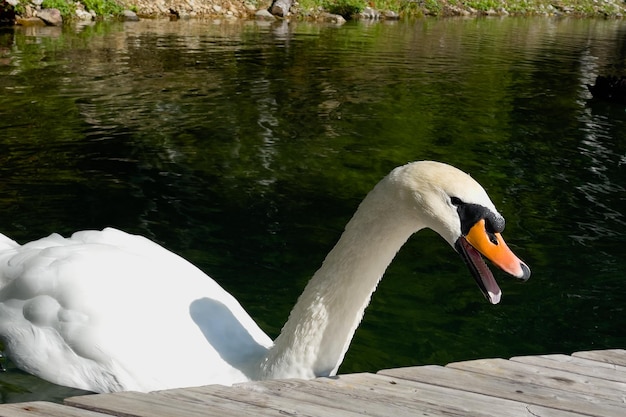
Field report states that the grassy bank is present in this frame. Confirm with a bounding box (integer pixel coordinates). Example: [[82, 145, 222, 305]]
[[316, 0, 626, 18], [4, 0, 625, 21], [6, 0, 124, 18]]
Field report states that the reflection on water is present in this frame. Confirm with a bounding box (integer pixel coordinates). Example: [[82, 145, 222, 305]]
[[575, 105, 625, 244], [0, 17, 625, 403]]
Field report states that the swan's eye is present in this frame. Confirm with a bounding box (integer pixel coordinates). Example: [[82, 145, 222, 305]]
[[450, 197, 464, 206], [455, 200, 503, 239]]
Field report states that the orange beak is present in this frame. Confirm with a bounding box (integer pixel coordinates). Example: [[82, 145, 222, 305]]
[[456, 219, 530, 304]]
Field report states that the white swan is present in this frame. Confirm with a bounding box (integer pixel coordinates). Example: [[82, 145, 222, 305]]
[[0, 161, 530, 393]]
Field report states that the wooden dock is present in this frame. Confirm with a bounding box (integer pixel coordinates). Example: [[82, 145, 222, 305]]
[[0, 349, 624, 416]]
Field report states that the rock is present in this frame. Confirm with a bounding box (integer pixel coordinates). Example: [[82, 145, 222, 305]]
[[122, 10, 139, 21], [37, 8, 62, 26], [382, 10, 399, 19], [359, 7, 380, 19], [75, 8, 94, 21], [270, 0, 292, 17], [320, 12, 345, 24], [255, 9, 276, 20], [442, 5, 470, 16], [587, 75, 626, 104]]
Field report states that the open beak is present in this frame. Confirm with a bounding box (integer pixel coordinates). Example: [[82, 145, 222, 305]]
[[455, 219, 531, 304]]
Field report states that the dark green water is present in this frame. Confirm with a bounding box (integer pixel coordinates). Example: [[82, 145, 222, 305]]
[[0, 17, 625, 403]]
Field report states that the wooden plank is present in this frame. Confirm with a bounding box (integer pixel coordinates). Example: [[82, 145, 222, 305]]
[[152, 386, 292, 416], [379, 364, 625, 417], [330, 372, 584, 417], [239, 375, 494, 417], [66, 391, 240, 417], [150, 386, 280, 416], [0, 401, 111, 417], [0, 350, 617, 417], [447, 357, 626, 403], [572, 349, 626, 367], [511, 354, 626, 383], [236, 379, 412, 417], [154, 383, 364, 417]]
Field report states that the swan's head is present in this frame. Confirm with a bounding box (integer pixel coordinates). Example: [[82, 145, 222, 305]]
[[391, 161, 531, 304]]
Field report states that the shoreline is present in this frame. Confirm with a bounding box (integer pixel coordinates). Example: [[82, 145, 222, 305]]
[[1, 0, 625, 27]]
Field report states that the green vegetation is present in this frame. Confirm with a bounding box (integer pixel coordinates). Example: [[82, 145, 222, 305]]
[[81, 0, 124, 16], [322, 0, 366, 16], [41, 0, 76, 16], [10, 0, 124, 19], [297, 0, 626, 17]]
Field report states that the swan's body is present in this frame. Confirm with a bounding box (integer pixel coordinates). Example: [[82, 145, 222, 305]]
[[0, 161, 530, 393]]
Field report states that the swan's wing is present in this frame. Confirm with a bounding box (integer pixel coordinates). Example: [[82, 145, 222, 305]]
[[0, 228, 272, 392]]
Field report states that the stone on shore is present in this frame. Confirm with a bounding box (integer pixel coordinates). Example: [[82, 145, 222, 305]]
[[122, 9, 140, 21], [320, 12, 345, 24], [255, 9, 276, 20], [37, 8, 62, 26], [270, 0, 291, 17]]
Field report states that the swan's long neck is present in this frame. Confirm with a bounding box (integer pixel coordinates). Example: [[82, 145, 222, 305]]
[[259, 175, 423, 380]]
